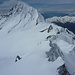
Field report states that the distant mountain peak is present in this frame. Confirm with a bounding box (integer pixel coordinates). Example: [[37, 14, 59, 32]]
[[0, 1, 44, 33], [46, 16, 75, 23], [9, 1, 31, 15]]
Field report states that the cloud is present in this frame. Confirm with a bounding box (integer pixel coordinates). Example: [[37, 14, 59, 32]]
[[0, 0, 75, 9], [0, 0, 17, 9], [24, 0, 75, 4], [38, 4, 75, 13], [0, 0, 75, 14]]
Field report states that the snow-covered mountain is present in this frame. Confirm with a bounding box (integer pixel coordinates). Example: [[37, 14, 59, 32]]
[[0, 1, 44, 35], [46, 16, 75, 23], [46, 16, 75, 34], [0, 1, 75, 75]]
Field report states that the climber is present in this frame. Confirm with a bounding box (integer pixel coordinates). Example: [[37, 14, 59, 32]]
[[15, 55, 21, 62]]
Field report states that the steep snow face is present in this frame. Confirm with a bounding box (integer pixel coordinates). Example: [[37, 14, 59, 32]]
[[45, 26, 75, 74], [46, 27, 75, 61], [64, 46, 75, 75], [46, 16, 75, 23], [0, 1, 44, 34]]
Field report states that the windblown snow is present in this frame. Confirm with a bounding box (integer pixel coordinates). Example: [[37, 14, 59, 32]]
[[0, 1, 75, 75]]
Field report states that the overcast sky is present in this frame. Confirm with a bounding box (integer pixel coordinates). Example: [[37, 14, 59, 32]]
[[0, 0, 75, 8], [0, 0, 75, 13]]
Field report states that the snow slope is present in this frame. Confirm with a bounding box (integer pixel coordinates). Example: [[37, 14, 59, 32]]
[[0, 22, 64, 75], [0, 1, 75, 75]]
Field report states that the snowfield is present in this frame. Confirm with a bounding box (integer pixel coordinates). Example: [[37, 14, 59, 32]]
[[0, 1, 75, 75]]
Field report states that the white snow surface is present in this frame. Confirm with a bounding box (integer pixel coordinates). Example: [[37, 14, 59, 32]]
[[0, 22, 64, 75], [46, 16, 75, 23], [0, 1, 75, 75]]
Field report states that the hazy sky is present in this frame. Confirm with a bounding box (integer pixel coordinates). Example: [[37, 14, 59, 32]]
[[0, 0, 75, 13]]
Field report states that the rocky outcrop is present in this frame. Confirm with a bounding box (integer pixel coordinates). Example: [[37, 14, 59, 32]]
[[46, 41, 64, 61], [47, 25, 53, 33], [57, 64, 71, 75]]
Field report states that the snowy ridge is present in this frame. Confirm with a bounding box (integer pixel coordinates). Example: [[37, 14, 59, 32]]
[[46, 16, 75, 23], [46, 27, 75, 61], [0, 1, 75, 75]]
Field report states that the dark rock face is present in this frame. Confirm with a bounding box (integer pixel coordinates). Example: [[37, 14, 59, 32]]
[[46, 41, 64, 62], [47, 25, 53, 33], [57, 64, 71, 75], [46, 35, 52, 40]]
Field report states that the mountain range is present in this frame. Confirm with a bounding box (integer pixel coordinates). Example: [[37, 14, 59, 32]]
[[46, 16, 75, 34], [0, 1, 75, 75]]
